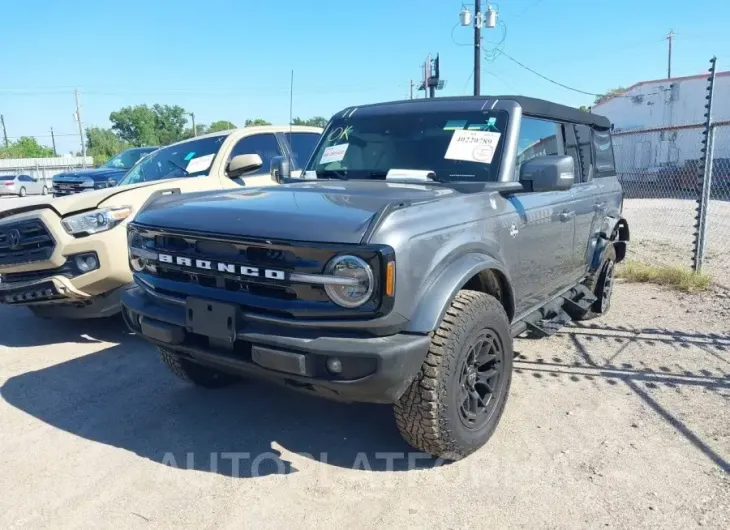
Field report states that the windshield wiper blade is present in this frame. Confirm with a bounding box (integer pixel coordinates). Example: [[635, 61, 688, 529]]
[[315, 169, 348, 180], [166, 160, 189, 175]]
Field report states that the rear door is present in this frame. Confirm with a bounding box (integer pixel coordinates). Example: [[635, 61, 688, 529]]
[[565, 124, 603, 280]]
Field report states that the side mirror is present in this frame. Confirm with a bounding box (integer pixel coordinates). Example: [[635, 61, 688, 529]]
[[519, 155, 574, 192], [227, 153, 263, 178], [269, 156, 291, 183]]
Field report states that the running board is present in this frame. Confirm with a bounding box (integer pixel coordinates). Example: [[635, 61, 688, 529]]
[[512, 284, 597, 339]]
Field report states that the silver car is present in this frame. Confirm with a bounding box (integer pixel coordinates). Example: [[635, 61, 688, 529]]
[[0, 174, 49, 197]]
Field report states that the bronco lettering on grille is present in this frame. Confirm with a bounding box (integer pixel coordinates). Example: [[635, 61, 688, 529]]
[[157, 253, 286, 281]]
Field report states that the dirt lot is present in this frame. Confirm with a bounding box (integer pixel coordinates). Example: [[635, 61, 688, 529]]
[[0, 281, 728, 529]]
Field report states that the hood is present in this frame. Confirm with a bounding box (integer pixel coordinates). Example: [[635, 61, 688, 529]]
[[0, 180, 176, 220], [53, 167, 127, 182], [134, 181, 455, 244]]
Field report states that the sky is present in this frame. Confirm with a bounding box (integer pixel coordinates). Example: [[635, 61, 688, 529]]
[[1, 0, 728, 155]]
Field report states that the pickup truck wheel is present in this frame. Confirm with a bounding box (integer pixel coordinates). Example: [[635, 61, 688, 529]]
[[394, 291, 513, 460], [568, 243, 616, 321], [158, 347, 238, 388]]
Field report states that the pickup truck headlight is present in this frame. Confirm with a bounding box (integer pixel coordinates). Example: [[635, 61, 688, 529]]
[[323, 255, 374, 308], [62, 206, 133, 237]]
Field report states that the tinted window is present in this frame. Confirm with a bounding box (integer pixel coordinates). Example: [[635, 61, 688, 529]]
[[307, 110, 508, 182], [117, 134, 228, 186], [103, 148, 156, 170], [593, 130, 616, 177], [20, 175, 33, 182], [284, 132, 320, 168], [230, 134, 283, 175], [516, 118, 561, 176], [0, 175, 14, 180]]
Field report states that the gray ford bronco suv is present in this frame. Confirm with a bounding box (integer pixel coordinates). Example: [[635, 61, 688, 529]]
[[121, 96, 629, 459]]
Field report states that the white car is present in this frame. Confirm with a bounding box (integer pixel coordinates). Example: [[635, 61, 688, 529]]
[[0, 174, 50, 197]]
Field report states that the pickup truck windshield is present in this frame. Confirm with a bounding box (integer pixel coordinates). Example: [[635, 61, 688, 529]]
[[102, 147, 157, 170], [307, 110, 508, 182], [117, 135, 228, 186]]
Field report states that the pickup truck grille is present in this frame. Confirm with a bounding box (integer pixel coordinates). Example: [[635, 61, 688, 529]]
[[131, 226, 384, 318], [0, 219, 56, 266], [53, 182, 91, 196]]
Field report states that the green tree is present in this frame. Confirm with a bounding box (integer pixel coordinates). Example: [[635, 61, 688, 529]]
[[292, 116, 328, 128], [183, 123, 209, 139], [0, 137, 55, 159], [244, 118, 271, 127], [594, 87, 625, 105], [86, 127, 129, 166], [109, 104, 188, 146], [208, 120, 236, 132], [578, 105, 589, 112]]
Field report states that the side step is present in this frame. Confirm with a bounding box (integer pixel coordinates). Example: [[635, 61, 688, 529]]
[[515, 284, 597, 339]]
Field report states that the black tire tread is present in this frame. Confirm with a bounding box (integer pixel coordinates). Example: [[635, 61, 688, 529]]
[[393, 290, 511, 459], [158, 347, 237, 388]]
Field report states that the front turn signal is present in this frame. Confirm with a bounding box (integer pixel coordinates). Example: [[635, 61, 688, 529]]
[[385, 261, 395, 297]]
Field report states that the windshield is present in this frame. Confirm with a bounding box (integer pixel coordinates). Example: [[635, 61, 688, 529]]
[[117, 135, 228, 186], [102, 148, 156, 170], [306, 110, 508, 182]]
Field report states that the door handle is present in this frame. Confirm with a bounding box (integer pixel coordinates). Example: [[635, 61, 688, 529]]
[[559, 210, 574, 222], [594, 201, 606, 211]]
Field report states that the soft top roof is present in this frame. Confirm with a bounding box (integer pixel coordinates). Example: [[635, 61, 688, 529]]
[[336, 95, 612, 131]]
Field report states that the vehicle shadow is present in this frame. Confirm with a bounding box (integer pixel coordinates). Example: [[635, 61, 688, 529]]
[[0, 305, 133, 347], [1, 335, 437, 479], [514, 322, 730, 473]]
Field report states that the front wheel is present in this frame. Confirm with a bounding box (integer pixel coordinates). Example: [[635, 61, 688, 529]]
[[394, 290, 513, 460]]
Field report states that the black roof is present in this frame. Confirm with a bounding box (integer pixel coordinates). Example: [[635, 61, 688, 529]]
[[340, 95, 612, 130]]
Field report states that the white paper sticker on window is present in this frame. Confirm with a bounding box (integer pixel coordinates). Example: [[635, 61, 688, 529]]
[[185, 153, 215, 173], [319, 143, 349, 164], [444, 130, 501, 164]]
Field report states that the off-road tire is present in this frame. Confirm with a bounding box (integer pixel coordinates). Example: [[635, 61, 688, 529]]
[[19, 187, 26, 197], [158, 347, 238, 388], [567, 243, 616, 321], [394, 290, 513, 460]]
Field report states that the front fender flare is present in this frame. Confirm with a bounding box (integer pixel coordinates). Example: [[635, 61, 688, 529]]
[[406, 253, 513, 334]]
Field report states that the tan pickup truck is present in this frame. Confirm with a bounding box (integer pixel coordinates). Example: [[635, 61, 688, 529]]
[[0, 125, 322, 319]]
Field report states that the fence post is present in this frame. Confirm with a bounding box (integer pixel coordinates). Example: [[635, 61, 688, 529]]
[[692, 57, 717, 272]]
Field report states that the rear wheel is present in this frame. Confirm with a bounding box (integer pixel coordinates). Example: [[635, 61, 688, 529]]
[[19, 187, 26, 197], [42, 186, 48, 195], [158, 347, 239, 388], [394, 291, 513, 460], [567, 243, 616, 321]]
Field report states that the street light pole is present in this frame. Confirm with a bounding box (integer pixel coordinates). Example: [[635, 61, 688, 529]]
[[474, 0, 481, 96]]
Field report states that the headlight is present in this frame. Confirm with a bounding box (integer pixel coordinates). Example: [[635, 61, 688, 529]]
[[61, 206, 133, 237], [323, 255, 374, 308]]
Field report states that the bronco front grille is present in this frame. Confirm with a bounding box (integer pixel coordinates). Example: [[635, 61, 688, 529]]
[[0, 219, 56, 266]]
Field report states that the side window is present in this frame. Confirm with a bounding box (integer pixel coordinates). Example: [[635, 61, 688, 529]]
[[562, 124, 581, 183], [574, 124, 594, 182], [592, 129, 616, 177], [284, 132, 320, 169], [20, 175, 32, 182], [229, 133, 283, 175], [516, 117, 561, 176]]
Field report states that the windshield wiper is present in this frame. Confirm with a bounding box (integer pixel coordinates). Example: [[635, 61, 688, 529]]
[[165, 160, 189, 175], [315, 169, 348, 180]]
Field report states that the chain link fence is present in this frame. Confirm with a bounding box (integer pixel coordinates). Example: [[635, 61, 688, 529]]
[[613, 122, 730, 288]]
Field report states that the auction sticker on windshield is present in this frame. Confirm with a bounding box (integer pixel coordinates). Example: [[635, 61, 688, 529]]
[[186, 153, 215, 173], [445, 130, 501, 164], [320, 143, 349, 164]]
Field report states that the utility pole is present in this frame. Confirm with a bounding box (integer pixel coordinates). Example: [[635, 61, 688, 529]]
[[410, 79, 414, 99], [666, 30, 674, 79], [0, 114, 8, 147], [74, 89, 86, 166], [50, 127, 57, 156], [474, 0, 481, 96], [189, 112, 197, 136]]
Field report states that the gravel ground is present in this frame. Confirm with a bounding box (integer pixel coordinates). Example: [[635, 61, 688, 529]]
[[0, 281, 728, 529], [622, 198, 730, 288]]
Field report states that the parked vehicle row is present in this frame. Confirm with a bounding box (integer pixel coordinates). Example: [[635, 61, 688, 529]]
[[0, 96, 629, 460]]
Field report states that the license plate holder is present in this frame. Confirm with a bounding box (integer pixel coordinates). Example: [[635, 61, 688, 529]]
[[185, 298, 238, 342]]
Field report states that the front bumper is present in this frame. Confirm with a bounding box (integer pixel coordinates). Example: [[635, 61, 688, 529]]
[[121, 285, 431, 404]]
